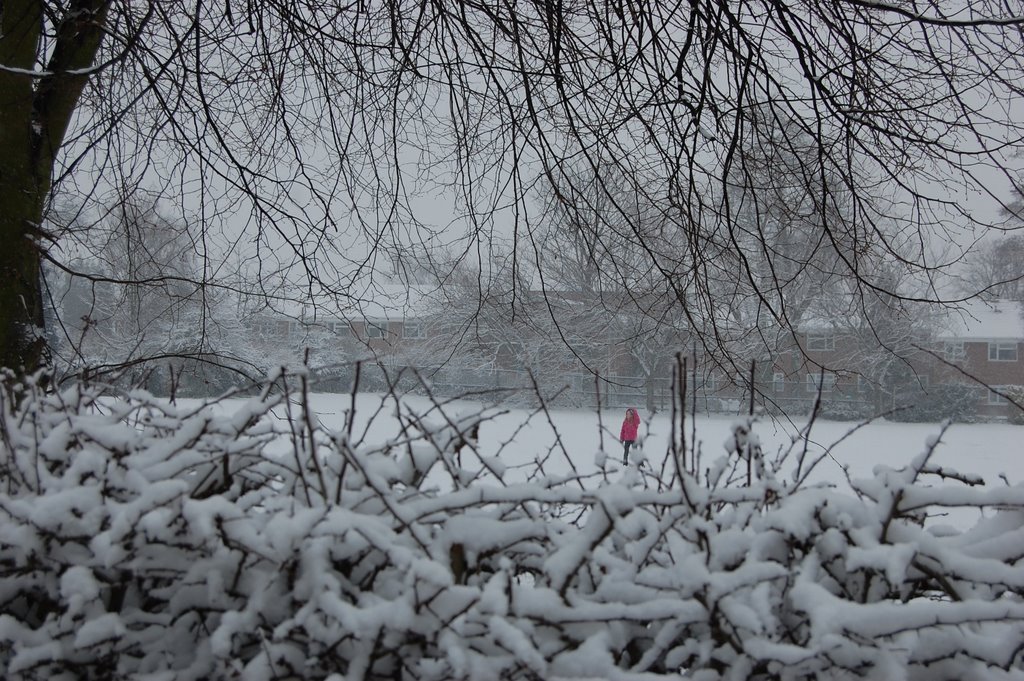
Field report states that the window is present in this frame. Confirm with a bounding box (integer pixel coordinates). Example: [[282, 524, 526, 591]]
[[288, 320, 303, 338], [989, 342, 1018, 362], [806, 372, 836, 393], [255, 319, 281, 337], [328, 321, 352, 337], [943, 341, 966, 361], [366, 323, 385, 339], [807, 334, 835, 352], [403, 321, 424, 339], [989, 388, 1010, 405], [773, 371, 786, 393]]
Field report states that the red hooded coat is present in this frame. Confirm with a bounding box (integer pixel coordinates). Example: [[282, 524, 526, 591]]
[[620, 408, 639, 442]]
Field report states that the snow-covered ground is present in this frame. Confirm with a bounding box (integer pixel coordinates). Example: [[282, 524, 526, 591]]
[[296, 393, 1020, 476], [267, 391, 1024, 529]]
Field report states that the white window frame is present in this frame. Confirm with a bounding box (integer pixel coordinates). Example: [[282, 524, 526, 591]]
[[807, 334, 835, 352], [988, 387, 1010, 405], [366, 323, 385, 339], [988, 342, 1018, 362], [773, 371, 786, 393], [943, 341, 966, 361], [330, 321, 352, 337], [403, 321, 424, 339], [806, 372, 836, 394]]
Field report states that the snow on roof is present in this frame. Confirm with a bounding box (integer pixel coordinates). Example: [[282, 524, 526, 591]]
[[351, 283, 442, 321], [935, 299, 1024, 341], [254, 281, 444, 323]]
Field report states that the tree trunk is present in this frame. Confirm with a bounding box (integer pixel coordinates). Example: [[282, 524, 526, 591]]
[[0, 170, 47, 375], [0, 0, 110, 375], [0, 0, 46, 374], [645, 370, 656, 413]]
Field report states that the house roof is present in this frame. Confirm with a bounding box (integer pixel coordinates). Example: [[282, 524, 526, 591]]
[[935, 299, 1024, 341], [250, 281, 444, 323]]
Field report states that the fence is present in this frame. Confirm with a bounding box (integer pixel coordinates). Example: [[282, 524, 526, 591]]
[[259, 361, 1004, 422], [309, 363, 886, 418]]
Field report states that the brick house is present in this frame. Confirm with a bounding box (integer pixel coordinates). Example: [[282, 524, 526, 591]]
[[245, 284, 439, 384], [248, 284, 1024, 419], [931, 299, 1024, 420], [765, 299, 1024, 420]]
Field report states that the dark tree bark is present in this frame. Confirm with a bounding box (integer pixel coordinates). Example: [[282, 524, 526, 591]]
[[0, 0, 109, 374]]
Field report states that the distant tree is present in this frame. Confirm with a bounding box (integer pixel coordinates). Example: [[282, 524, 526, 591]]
[[959, 234, 1024, 301], [1005, 173, 1024, 225], [52, 196, 258, 393], [414, 255, 601, 402], [533, 164, 658, 296], [721, 111, 862, 331], [531, 166, 676, 406]]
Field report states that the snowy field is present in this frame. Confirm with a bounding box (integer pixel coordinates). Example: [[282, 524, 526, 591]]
[[232, 391, 1024, 530]]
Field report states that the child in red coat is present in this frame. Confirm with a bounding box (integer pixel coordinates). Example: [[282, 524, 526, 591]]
[[620, 407, 640, 464]]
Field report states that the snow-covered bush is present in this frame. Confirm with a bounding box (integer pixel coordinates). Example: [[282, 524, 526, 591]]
[[1, 372, 1023, 680], [890, 384, 980, 424], [817, 398, 875, 422], [1005, 387, 1024, 425]]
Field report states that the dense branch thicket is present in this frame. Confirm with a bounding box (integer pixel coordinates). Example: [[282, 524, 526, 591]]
[[1, 372, 1022, 679], [1, 0, 1021, 379]]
